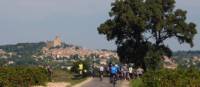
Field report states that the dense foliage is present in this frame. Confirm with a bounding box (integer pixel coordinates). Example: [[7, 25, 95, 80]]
[[0, 67, 49, 87], [141, 68, 200, 87], [98, 0, 197, 69]]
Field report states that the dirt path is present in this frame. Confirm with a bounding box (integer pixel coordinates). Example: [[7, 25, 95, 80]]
[[33, 82, 70, 87], [33, 78, 130, 87], [46, 82, 71, 87], [72, 78, 93, 87], [120, 80, 130, 87]]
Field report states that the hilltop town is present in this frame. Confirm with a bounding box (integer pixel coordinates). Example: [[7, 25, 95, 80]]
[[41, 36, 118, 60], [0, 36, 119, 66]]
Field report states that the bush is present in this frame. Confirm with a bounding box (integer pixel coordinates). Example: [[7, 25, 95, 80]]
[[130, 78, 143, 87], [141, 68, 200, 87], [0, 67, 49, 87]]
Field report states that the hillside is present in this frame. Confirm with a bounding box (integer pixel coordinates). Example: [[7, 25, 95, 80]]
[[1, 36, 199, 68], [0, 36, 118, 67], [173, 51, 200, 68], [173, 51, 200, 58]]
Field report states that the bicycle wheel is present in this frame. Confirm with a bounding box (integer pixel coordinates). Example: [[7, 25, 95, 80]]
[[112, 76, 117, 87], [100, 75, 103, 81]]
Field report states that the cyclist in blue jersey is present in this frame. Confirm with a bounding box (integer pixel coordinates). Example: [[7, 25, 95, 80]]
[[115, 64, 120, 80], [111, 66, 117, 74], [110, 65, 118, 85]]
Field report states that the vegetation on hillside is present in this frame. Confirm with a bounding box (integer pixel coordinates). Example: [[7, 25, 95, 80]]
[[0, 42, 46, 56], [0, 42, 46, 66], [173, 51, 200, 60]]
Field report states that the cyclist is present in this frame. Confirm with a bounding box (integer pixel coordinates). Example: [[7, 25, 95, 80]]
[[109, 64, 118, 87], [99, 64, 104, 81], [78, 63, 83, 76], [46, 65, 53, 81], [128, 65, 133, 80], [115, 64, 120, 80], [136, 66, 144, 77], [122, 64, 128, 80], [110, 64, 118, 82]]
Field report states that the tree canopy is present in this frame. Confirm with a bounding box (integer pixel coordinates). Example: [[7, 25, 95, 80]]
[[98, 0, 197, 69]]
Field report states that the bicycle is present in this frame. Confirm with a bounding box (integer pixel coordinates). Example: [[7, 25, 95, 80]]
[[111, 74, 117, 87], [99, 71, 103, 81]]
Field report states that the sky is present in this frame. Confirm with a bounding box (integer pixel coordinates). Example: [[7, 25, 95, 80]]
[[0, 0, 199, 51]]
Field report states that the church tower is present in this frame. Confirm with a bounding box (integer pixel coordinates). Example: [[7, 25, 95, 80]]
[[53, 36, 62, 47]]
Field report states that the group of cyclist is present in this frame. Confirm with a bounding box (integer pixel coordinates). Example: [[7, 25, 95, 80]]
[[98, 63, 144, 82]]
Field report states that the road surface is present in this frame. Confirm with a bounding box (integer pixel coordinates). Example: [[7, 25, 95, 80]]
[[81, 77, 122, 87]]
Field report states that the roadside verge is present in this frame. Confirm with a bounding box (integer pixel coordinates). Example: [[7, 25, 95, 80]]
[[72, 77, 93, 87]]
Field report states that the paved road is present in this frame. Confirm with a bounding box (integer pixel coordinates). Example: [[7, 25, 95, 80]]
[[81, 77, 121, 87]]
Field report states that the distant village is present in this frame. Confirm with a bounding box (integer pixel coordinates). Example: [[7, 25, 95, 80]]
[[42, 36, 118, 59]]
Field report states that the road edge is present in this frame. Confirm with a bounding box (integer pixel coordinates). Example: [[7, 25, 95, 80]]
[[120, 80, 130, 87], [72, 77, 93, 87]]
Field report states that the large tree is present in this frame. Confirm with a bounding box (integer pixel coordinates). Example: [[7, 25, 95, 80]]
[[98, 0, 197, 69]]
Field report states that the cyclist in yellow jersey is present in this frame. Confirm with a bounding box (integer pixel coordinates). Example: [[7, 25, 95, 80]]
[[79, 63, 83, 75]]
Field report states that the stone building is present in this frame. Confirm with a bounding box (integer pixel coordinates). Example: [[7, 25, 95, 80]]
[[0, 49, 6, 56], [53, 36, 62, 47], [46, 36, 62, 48]]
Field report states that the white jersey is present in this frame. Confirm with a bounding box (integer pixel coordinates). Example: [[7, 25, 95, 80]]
[[137, 68, 144, 75], [129, 67, 133, 73], [100, 66, 104, 71]]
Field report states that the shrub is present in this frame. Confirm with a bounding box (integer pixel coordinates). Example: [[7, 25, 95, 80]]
[[141, 68, 200, 87], [130, 78, 143, 87], [0, 67, 49, 87]]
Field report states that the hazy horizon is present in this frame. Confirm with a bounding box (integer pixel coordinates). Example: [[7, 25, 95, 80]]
[[0, 0, 199, 51]]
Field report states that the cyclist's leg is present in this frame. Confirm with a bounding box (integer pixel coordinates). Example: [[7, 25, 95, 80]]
[[100, 71, 103, 81], [110, 73, 112, 83], [99, 71, 101, 80], [112, 74, 117, 87], [111, 74, 114, 84]]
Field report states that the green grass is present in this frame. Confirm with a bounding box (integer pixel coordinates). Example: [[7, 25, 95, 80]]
[[52, 69, 71, 82], [130, 78, 143, 87], [52, 69, 86, 85]]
